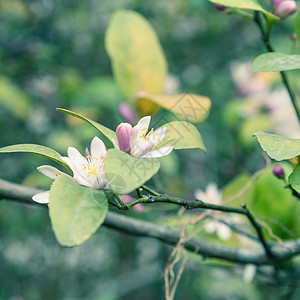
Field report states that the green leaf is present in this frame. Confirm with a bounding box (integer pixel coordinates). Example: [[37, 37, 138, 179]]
[[209, 0, 279, 21], [137, 92, 211, 123], [288, 166, 300, 193], [156, 121, 206, 152], [57, 108, 117, 142], [0, 144, 69, 169], [252, 53, 300, 72], [254, 131, 300, 161], [249, 163, 300, 240], [49, 175, 108, 247], [104, 149, 160, 194], [0, 76, 31, 120], [105, 10, 167, 108]]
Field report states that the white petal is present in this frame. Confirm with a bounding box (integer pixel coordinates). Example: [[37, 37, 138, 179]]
[[142, 146, 173, 158], [194, 188, 206, 201], [112, 138, 120, 150], [204, 221, 217, 234], [243, 264, 257, 283], [67, 147, 93, 188], [130, 139, 155, 157], [137, 116, 151, 129], [217, 223, 232, 241], [151, 126, 167, 145], [37, 165, 63, 180], [90, 136, 106, 159], [130, 116, 151, 151], [32, 191, 50, 204]]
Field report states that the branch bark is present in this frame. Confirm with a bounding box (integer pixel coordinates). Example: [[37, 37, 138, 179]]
[[1, 178, 300, 265]]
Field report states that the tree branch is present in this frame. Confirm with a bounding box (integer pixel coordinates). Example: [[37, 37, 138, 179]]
[[1, 178, 300, 265]]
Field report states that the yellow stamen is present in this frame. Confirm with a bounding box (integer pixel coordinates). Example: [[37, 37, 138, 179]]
[[88, 167, 98, 177]]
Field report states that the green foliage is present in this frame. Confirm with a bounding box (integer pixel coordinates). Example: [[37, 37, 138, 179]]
[[294, 9, 300, 43], [254, 131, 300, 161], [222, 173, 255, 206], [105, 10, 167, 108], [0, 144, 69, 169], [249, 163, 300, 239], [49, 175, 108, 247], [238, 115, 270, 148], [288, 166, 300, 193], [137, 92, 211, 123], [104, 149, 160, 194], [208, 0, 279, 21], [252, 53, 300, 72], [0, 76, 31, 120], [57, 108, 117, 143], [156, 121, 206, 152]]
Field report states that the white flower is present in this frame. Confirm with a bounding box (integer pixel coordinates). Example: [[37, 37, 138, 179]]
[[243, 264, 257, 283], [112, 116, 173, 158], [195, 183, 242, 241], [32, 136, 108, 204]]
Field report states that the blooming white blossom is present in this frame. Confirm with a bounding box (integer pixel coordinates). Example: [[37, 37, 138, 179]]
[[32, 136, 108, 204], [195, 183, 242, 241], [112, 116, 173, 158]]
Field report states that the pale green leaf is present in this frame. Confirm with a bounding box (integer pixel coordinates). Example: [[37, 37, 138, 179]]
[[0, 144, 69, 169], [137, 92, 211, 123], [104, 149, 160, 194], [49, 175, 108, 247], [105, 10, 167, 107], [209, 0, 279, 21], [156, 121, 206, 152], [252, 53, 300, 72], [288, 166, 300, 193], [254, 131, 300, 160], [57, 108, 117, 142]]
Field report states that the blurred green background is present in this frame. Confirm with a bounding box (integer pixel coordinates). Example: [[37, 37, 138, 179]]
[[1, 0, 300, 299]]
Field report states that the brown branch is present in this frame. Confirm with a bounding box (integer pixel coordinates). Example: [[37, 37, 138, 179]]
[[1, 178, 300, 265]]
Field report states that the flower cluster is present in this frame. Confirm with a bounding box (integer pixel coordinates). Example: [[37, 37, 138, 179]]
[[33, 116, 173, 204]]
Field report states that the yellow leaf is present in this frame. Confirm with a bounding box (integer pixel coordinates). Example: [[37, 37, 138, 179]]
[[137, 92, 211, 123]]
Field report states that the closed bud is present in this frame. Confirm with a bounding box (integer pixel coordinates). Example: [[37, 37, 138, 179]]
[[275, 1, 297, 20], [272, 165, 285, 178], [214, 4, 226, 11], [116, 122, 133, 153], [118, 103, 136, 124]]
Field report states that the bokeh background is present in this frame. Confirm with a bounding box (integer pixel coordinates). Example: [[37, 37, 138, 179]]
[[1, 0, 300, 299]]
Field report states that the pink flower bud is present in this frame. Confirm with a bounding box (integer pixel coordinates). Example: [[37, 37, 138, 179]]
[[118, 103, 136, 124], [272, 0, 284, 8], [275, 1, 297, 19], [214, 4, 226, 11], [116, 122, 133, 153], [272, 165, 285, 178]]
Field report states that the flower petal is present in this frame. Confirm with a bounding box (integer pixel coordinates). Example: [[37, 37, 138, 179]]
[[142, 146, 173, 158], [217, 223, 232, 241], [37, 165, 64, 180], [130, 139, 155, 157], [32, 191, 50, 204], [151, 126, 167, 146], [90, 136, 106, 159], [137, 116, 151, 129], [112, 138, 120, 150], [66, 147, 93, 188]]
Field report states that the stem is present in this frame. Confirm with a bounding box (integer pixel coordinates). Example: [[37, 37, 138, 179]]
[[113, 193, 128, 210], [136, 188, 143, 199], [241, 204, 274, 259], [254, 12, 300, 122], [141, 185, 160, 196]]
